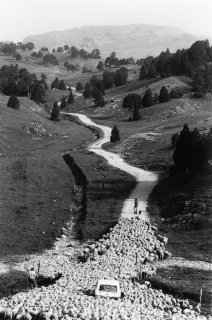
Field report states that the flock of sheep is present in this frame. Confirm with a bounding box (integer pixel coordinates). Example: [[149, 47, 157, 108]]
[[0, 217, 207, 320]]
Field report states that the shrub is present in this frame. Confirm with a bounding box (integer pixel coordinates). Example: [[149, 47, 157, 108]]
[[7, 95, 20, 109], [170, 88, 183, 99]]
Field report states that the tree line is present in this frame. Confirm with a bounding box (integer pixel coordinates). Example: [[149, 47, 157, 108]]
[[172, 124, 212, 173], [138, 40, 212, 94]]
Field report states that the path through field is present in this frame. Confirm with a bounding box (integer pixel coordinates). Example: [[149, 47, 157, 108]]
[[67, 113, 158, 220]]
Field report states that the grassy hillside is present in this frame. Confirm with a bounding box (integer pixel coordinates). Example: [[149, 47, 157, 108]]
[[0, 94, 95, 258]]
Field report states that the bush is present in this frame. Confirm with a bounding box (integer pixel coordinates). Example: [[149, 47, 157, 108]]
[[7, 95, 20, 109], [170, 88, 183, 99]]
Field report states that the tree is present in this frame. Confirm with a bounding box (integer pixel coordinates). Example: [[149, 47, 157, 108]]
[[147, 63, 158, 78], [92, 87, 105, 107], [25, 42, 35, 50], [58, 80, 66, 90], [173, 124, 192, 171], [64, 45, 69, 51], [51, 77, 60, 90], [30, 80, 45, 103], [97, 61, 104, 71], [142, 88, 154, 108], [16, 53, 22, 61], [83, 83, 92, 98], [122, 93, 142, 110], [139, 65, 148, 80], [76, 82, 84, 91], [50, 102, 60, 121], [132, 106, 141, 121], [110, 126, 120, 142], [159, 86, 170, 103], [114, 67, 128, 86], [103, 71, 114, 89], [57, 47, 64, 53], [7, 95, 20, 109], [60, 96, 67, 109], [67, 90, 74, 104]]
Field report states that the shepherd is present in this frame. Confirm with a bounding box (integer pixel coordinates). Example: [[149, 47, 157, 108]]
[[28, 262, 40, 289], [134, 198, 138, 214]]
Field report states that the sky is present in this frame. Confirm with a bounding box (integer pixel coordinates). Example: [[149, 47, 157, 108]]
[[0, 0, 211, 42]]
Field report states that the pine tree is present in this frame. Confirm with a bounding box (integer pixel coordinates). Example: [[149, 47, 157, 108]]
[[58, 80, 66, 90], [76, 82, 84, 91], [132, 106, 141, 121], [50, 102, 60, 121], [159, 86, 170, 103], [139, 65, 148, 80], [7, 95, 20, 109], [67, 90, 74, 104], [83, 83, 92, 98], [92, 87, 105, 107], [142, 88, 154, 108], [110, 126, 120, 142], [51, 77, 59, 90], [60, 96, 67, 109]]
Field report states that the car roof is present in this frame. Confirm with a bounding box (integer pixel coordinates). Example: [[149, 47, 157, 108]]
[[97, 279, 120, 286]]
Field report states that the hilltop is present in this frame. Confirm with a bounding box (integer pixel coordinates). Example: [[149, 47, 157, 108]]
[[23, 24, 203, 58]]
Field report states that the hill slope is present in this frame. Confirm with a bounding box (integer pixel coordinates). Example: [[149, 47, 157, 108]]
[[23, 24, 203, 58]]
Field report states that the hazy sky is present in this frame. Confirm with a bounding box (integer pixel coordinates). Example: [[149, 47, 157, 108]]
[[0, 0, 211, 42]]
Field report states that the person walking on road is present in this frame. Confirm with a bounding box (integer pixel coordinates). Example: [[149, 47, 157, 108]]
[[134, 198, 138, 214], [28, 267, 38, 289]]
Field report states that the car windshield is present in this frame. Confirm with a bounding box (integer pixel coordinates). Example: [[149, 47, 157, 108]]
[[99, 285, 117, 292]]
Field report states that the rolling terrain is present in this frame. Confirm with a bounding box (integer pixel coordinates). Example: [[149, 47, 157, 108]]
[[23, 24, 204, 58]]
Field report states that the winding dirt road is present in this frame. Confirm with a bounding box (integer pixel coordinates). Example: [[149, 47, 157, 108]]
[[68, 113, 158, 220]]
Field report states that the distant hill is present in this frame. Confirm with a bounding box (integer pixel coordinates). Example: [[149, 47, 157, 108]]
[[23, 24, 205, 59]]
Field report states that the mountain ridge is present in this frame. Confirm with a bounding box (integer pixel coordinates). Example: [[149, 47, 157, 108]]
[[23, 24, 205, 58]]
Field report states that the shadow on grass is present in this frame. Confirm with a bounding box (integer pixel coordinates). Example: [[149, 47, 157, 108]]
[[0, 269, 63, 299], [150, 266, 212, 316]]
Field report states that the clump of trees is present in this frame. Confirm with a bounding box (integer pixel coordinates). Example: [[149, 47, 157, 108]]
[[0, 64, 47, 103], [110, 126, 120, 142], [65, 46, 101, 59], [105, 52, 135, 68], [51, 78, 67, 90], [7, 95, 20, 109], [173, 124, 212, 172], [43, 53, 59, 66], [138, 40, 212, 96]]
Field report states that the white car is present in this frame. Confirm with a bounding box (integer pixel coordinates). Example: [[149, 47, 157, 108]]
[[94, 279, 121, 298]]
